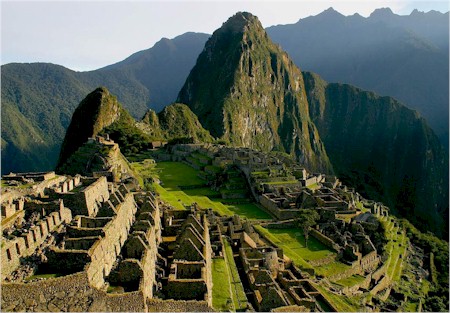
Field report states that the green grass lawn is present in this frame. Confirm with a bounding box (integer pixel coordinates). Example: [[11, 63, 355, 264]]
[[255, 226, 335, 261], [24, 273, 62, 281], [336, 274, 366, 287], [205, 165, 222, 173], [212, 258, 234, 311], [212, 240, 247, 311], [155, 162, 271, 219], [127, 150, 165, 162], [314, 260, 352, 277], [306, 183, 321, 190], [156, 162, 205, 189], [223, 240, 247, 310], [379, 216, 407, 284], [263, 180, 299, 185], [315, 283, 359, 312]]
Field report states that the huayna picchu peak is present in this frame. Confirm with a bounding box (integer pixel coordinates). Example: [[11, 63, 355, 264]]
[[178, 12, 333, 173]]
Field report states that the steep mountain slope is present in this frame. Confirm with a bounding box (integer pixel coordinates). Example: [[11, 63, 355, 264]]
[[139, 103, 213, 143], [1, 100, 57, 173], [57, 87, 212, 172], [1, 32, 209, 174], [303, 72, 449, 237], [1, 63, 92, 173], [56, 87, 143, 169], [178, 12, 332, 173], [267, 8, 449, 146]]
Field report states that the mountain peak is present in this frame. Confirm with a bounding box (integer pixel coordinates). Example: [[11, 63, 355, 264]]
[[370, 7, 395, 19], [177, 12, 333, 173], [220, 11, 262, 33], [318, 7, 344, 18]]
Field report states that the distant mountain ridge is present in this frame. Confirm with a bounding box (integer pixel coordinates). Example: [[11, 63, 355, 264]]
[[266, 7, 449, 146]]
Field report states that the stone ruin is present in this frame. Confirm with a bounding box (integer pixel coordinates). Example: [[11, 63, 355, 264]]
[[148, 143, 397, 307], [1, 142, 403, 312], [1, 171, 213, 312]]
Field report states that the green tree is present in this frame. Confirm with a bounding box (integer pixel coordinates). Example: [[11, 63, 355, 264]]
[[298, 209, 320, 248]]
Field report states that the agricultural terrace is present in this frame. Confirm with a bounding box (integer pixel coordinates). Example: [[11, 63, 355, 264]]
[[380, 216, 408, 283], [212, 240, 247, 311], [132, 159, 271, 219]]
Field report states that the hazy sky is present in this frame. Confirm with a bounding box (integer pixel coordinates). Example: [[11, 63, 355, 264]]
[[2, 0, 449, 71]]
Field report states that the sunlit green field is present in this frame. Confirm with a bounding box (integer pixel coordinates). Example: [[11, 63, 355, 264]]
[[212, 240, 247, 311], [254, 226, 335, 260], [145, 161, 272, 219]]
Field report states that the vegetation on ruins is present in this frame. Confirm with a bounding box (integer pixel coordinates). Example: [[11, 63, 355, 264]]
[[398, 218, 449, 311], [297, 208, 320, 248], [100, 117, 153, 155]]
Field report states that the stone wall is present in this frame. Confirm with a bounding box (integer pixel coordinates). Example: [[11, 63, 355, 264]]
[[165, 279, 208, 301], [147, 299, 212, 312], [1, 205, 72, 279], [53, 176, 81, 193], [370, 275, 391, 295], [360, 251, 380, 272], [371, 262, 387, 282], [47, 193, 136, 286], [86, 193, 137, 288], [82, 176, 110, 216], [309, 229, 340, 252], [1, 197, 24, 218], [58, 176, 109, 216], [259, 195, 299, 220], [1, 271, 147, 312]]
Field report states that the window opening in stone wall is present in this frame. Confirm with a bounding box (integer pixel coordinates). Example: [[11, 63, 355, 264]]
[[6, 248, 12, 261], [16, 243, 21, 255]]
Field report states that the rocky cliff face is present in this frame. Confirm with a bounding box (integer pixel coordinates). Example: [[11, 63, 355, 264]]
[[303, 72, 449, 236], [56, 87, 126, 169], [177, 12, 332, 173]]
